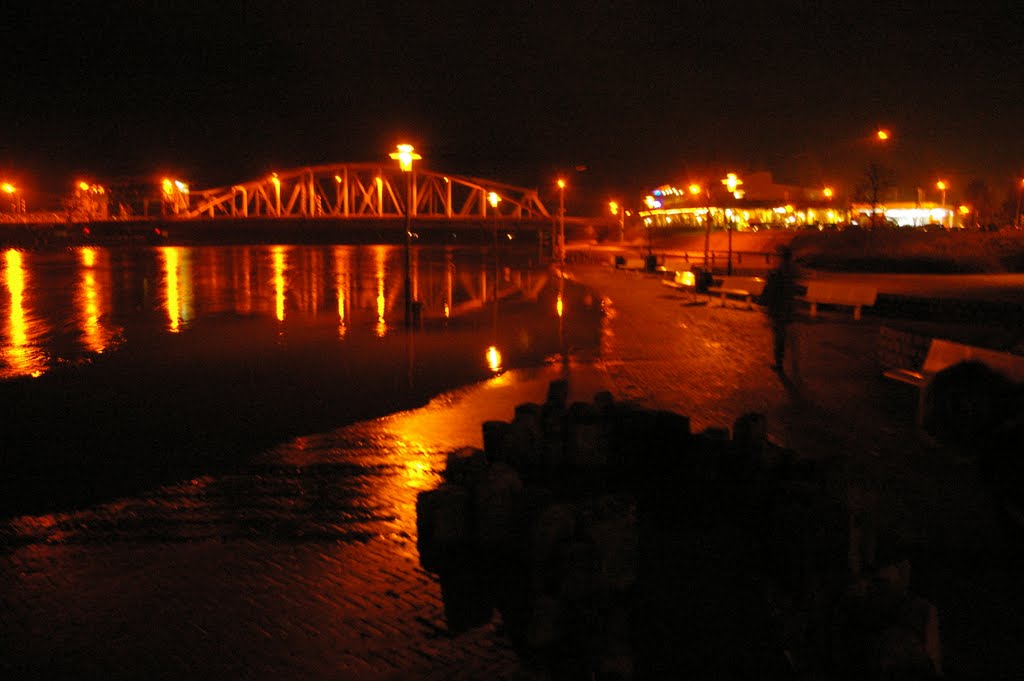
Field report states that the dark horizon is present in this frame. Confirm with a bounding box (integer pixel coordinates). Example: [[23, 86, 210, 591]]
[[2, 3, 1022, 211]]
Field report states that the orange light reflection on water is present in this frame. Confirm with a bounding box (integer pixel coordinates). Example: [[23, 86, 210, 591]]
[[3, 249, 47, 377], [77, 247, 114, 354], [374, 246, 387, 337], [161, 247, 193, 333], [333, 246, 349, 338], [272, 246, 287, 322]]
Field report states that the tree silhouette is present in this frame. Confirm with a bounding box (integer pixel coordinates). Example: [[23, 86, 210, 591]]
[[855, 161, 894, 229]]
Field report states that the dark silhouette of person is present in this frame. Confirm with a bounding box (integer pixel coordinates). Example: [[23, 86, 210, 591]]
[[761, 246, 798, 372]]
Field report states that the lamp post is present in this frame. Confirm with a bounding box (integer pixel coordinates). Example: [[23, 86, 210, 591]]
[[721, 173, 743, 275], [936, 180, 948, 229], [389, 143, 422, 328], [609, 201, 625, 243], [489, 191, 501, 302], [556, 178, 566, 265], [689, 183, 712, 270], [1, 182, 19, 213]]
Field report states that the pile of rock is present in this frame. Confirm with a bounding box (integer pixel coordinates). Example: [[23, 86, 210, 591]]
[[416, 379, 943, 679]]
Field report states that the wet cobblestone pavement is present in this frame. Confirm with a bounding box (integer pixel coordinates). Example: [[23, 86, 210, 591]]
[[3, 262, 1022, 679]]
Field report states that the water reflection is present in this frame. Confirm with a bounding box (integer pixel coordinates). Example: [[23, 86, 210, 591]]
[[3, 249, 48, 377], [76, 247, 118, 354], [272, 245, 287, 322], [333, 245, 350, 338], [0, 244, 589, 381], [161, 246, 194, 332], [375, 245, 388, 337]]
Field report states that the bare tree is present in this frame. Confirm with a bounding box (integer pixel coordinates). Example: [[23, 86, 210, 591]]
[[855, 161, 894, 229]]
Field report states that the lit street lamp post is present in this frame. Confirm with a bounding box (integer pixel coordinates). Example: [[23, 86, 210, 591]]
[[390, 143, 422, 328], [489, 191, 501, 302], [936, 180, 948, 228], [0, 182, 18, 214], [689, 183, 712, 270], [556, 178, 566, 265], [721, 173, 743, 275], [609, 200, 626, 243]]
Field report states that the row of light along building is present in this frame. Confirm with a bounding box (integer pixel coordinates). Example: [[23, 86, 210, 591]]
[[637, 171, 967, 231]]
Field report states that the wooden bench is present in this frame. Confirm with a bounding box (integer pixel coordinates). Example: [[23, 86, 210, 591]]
[[660, 269, 702, 303], [798, 280, 878, 320], [883, 337, 1024, 426], [706, 275, 765, 309], [660, 269, 696, 290]]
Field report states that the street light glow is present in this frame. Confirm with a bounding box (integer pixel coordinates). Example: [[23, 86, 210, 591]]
[[557, 178, 566, 190], [936, 180, 947, 191], [1, 183, 15, 194], [488, 191, 501, 208], [389, 143, 421, 172], [876, 129, 890, 141], [823, 187, 834, 199], [688, 184, 702, 196]]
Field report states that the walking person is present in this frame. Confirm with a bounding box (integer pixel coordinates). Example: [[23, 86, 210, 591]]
[[761, 245, 798, 373]]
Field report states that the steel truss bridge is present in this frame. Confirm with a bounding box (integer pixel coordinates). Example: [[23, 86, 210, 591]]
[[185, 164, 552, 222]]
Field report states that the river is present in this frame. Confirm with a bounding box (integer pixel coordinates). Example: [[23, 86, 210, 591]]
[[0, 243, 604, 518]]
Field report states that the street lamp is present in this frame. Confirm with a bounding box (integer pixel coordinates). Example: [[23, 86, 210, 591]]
[[689, 183, 712, 270], [556, 178, 566, 265], [936, 180, 948, 228], [1, 182, 18, 213], [721, 173, 743, 274], [488, 191, 501, 302], [389, 143, 422, 328], [609, 201, 625, 243]]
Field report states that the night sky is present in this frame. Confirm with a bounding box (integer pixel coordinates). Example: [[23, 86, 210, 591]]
[[2, 2, 1022, 210]]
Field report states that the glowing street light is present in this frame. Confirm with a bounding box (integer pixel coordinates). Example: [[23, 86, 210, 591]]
[[936, 180, 948, 228], [556, 178, 566, 265], [609, 200, 625, 242], [488, 191, 501, 301], [823, 186, 834, 200], [389, 143, 422, 172], [876, 129, 890, 142], [1, 182, 22, 214], [390, 143, 421, 328], [161, 178, 190, 215], [721, 173, 743, 274], [689, 183, 714, 269]]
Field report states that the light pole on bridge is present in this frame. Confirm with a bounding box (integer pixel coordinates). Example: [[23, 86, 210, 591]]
[[390, 143, 422, 329], [556, 178, 566, 265]]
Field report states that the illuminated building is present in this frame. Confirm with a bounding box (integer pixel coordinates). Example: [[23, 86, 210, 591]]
[[639, 171, 843, 231], [638, 170, 965, 230]]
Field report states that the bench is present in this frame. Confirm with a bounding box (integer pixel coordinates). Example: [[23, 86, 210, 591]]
[[706, 275, 765, 309], [660, 269, 702, 303], [661, 269, 696, 290], [798, 280, 878, 320], [883, 337, 1024, 426]]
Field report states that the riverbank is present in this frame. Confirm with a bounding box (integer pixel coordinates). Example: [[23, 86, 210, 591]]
[[610, 226, 1024, 274]]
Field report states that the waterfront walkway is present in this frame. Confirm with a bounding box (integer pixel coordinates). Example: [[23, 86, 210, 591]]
[[2, 262, 1021, 680]]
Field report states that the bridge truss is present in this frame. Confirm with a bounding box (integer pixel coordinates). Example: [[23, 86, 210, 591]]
[[184, 164, 551, 221]]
